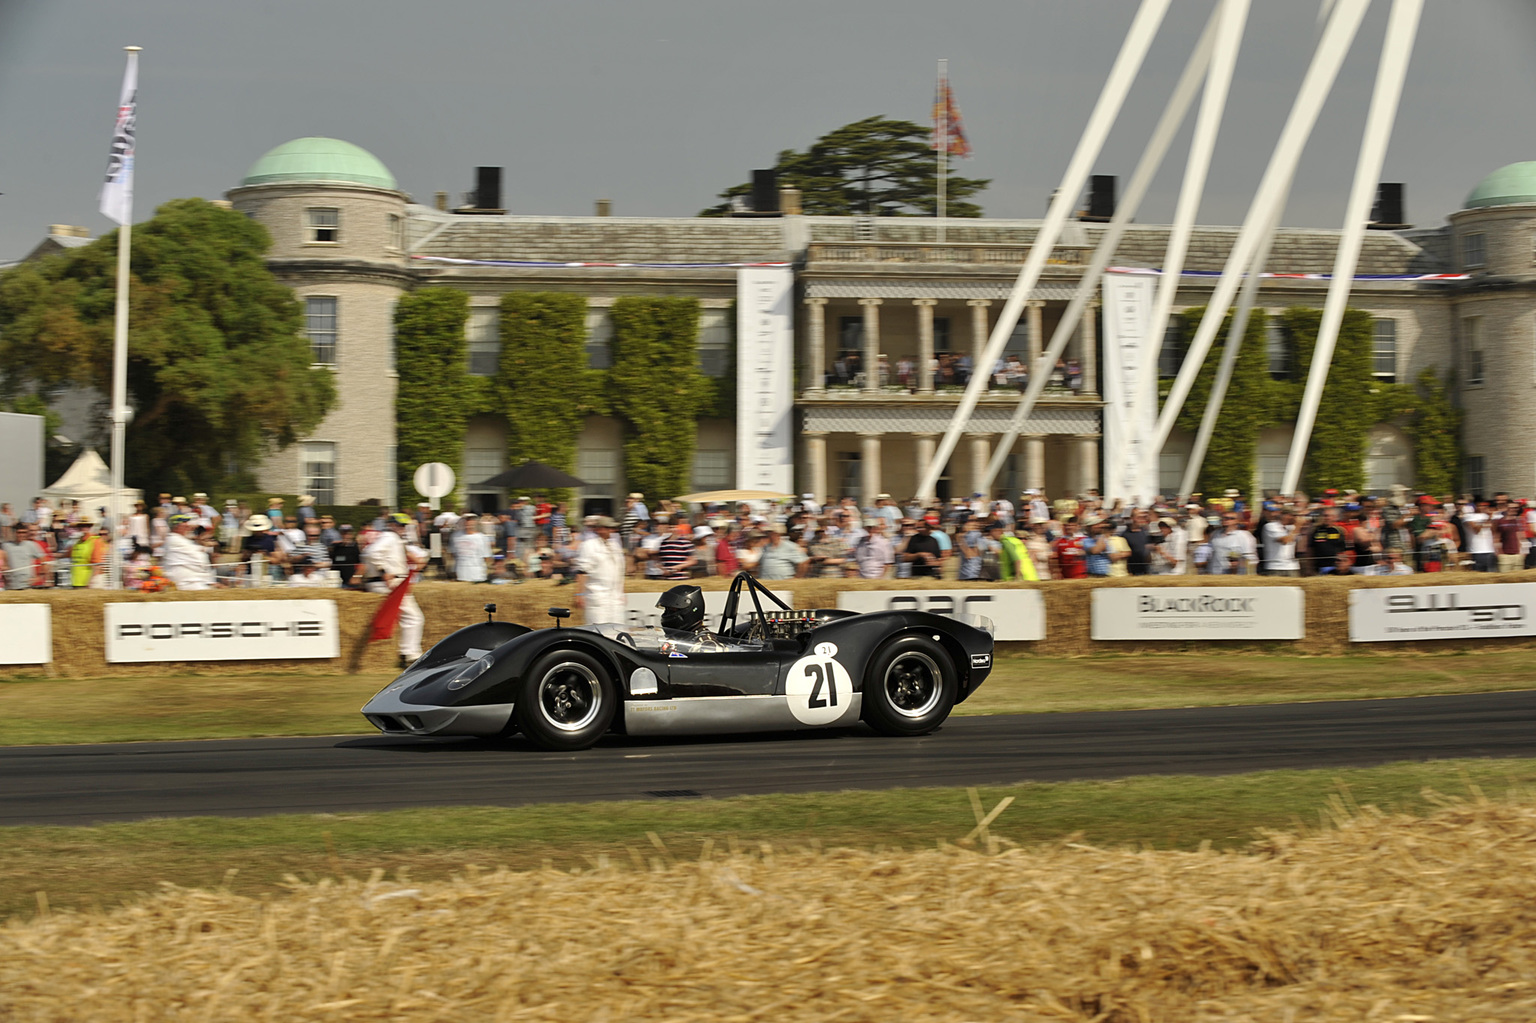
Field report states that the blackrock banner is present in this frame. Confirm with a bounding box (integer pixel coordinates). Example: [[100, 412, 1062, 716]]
[[623, 590, 794, 632], [836, 590, 1046, 642], [1349, 583, 1536, 642], [105, 600, 340, 663], [0, 604, 52, 665], [736, 267, 794, 493], [1091, 588, 1305, 641]]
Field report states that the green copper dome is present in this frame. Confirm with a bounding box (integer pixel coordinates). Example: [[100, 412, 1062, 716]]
[[1464, 162, 1536, 209], [240, 138, 397, 190]]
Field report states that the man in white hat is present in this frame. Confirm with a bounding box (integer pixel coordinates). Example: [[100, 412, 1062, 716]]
[[576, 516, 628, 625], [161, 512, 215, 591], [365, 513, 426, 667]]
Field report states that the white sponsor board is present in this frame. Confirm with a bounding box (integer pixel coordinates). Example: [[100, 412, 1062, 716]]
[[835, 589, 1045, 642], [0, 604, 52, 664], [1100, 272, 1158, 505], [623, 590, 795, 632], [1349, 583, 1536, 642], [105, 600, 340, 663], [736, 267, 794, 493], [1091, 588, 1304, 641]]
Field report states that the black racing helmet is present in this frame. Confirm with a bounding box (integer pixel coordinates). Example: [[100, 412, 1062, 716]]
[[657, 584, 705, 632]]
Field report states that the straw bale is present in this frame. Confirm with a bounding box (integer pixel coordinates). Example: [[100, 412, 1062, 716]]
[[3, 798, 1535, 1021], [9, 570, 1536, 677]]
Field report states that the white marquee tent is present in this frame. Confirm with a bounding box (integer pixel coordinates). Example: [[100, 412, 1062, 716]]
[[40, 449, 142, 516]]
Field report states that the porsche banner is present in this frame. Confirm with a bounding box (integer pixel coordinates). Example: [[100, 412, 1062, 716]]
[[1349, 583, 1536, 642], [104, 600, 340, 663], [835, 590, 1045, 642], [736, 267, 794, 494], [0, 604, 52, 664]]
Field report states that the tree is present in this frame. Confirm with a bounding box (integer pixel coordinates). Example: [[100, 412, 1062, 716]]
[[699, 116, 989, 217], [0, 198, 336, 495]]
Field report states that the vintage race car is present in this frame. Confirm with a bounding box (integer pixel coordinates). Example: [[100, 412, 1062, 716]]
[[361, 571, 995, 750]]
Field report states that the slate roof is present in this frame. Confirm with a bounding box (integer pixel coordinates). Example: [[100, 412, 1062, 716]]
[[408, 211, 792, 264]]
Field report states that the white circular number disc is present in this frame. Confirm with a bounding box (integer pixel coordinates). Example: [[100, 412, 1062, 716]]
[[785, 642, 854, 726]]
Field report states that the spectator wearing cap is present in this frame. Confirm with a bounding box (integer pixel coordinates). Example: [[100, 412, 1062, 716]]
[[1150, 517, 1186, 575], [1307, 507, 1346, 575], [1207, 510, 1257, 575], [658, 519, 697, 580], [364, 513, 426, 667], [1120, 508, 1157, 576], [1052, 517, 1087, 580], [66, 514, 106, 588], [1261, 508, 1301, 577], [452, 512, 492, 582], [328, 525, 363, 588], [1463, 501, 1496, 572], [758, 525, 810, 580], [853, 518, 895, 579], [162, 512, 215, 590], [1082, 518, 1126, 578], [1494, 498, 1524, 573], [901, 520, 944, 579], [872, 494, 901, 531], [575, 516, 627, 624], [239, 513, 276, 580], [622, 493, 649, 541], [800, 492, 822, 515], [958, 516, 987, 581]]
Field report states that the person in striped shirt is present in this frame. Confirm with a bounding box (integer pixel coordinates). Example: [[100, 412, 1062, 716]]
[[658, 519, 697, 580]]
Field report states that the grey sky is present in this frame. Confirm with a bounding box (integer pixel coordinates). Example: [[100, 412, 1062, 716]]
[[1, 0, 1532, 261]]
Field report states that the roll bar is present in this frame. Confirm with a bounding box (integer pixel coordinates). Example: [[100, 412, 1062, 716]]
[[717, 571, 791, 636]]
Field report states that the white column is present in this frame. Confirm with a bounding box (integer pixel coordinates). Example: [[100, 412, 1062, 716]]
[[914, 298, 937, 394], [804, 297, 827, 394], [967, 300, 991, 383], [1077, 434, 1101, 497], [967, 434, 992, 498], [859, 299, 882, 393], [860, 432, 883, 505], [1025, 436, 1046, 491], [1081, 299, 1099, 395], [914, 433, 938, 495], [805, 431, 827, 505], [1026, 299, 1044, 368]]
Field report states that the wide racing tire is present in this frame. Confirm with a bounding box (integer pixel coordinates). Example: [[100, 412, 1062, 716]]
[[862, 634, 957, 737], [514, 649, 618, 750]]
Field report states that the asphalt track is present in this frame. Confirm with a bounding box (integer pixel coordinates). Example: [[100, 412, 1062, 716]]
[[4, 689, 1535, 826]]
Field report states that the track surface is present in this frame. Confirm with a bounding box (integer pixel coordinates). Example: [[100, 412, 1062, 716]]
[[4, 690, 1535, 826]]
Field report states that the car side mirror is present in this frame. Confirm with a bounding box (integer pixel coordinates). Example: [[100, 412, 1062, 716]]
[[484, 603, 497, 623], [548, 607, 571, 628]]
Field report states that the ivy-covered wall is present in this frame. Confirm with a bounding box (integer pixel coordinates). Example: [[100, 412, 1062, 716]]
[[394, 288, 470, 505], [1167, 305, 1461, 496], [608, 297, 710, 498], [496, 292, 589, 475]]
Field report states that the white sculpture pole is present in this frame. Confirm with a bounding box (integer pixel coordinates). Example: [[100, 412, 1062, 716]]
[[914, 0, 1170, 503], [1149, 0, 1370, 460], [980, 0, 1238, 493], [1281, 0, 1422, 495]]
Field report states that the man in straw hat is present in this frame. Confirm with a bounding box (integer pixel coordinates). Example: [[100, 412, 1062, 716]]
[[575, 516, 627, 625], [365, 513, 426, 668], [161, 512, 215, 590]]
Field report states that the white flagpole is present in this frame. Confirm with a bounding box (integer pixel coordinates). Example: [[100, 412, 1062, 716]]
[[102, 45, 140, 590], [915, 0, 1170, 503], [1281, 0, 1422, 495], [937, 58, 948, 244]]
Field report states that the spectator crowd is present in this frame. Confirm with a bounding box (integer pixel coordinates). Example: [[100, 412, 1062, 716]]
[[5, 483, 1534, 592]]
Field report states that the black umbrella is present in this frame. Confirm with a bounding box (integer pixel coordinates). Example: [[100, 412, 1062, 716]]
[[474, 460, 587, 490]]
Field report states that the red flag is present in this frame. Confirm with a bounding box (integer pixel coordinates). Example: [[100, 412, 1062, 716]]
[[368, 571, 416, 641], [932, 77, 972, 158]]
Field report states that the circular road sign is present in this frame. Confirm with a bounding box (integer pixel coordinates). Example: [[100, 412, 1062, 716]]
[[413, 462, 456, 499]]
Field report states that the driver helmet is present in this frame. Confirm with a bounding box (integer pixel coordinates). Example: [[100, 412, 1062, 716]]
[[656, 585, 706, 633]]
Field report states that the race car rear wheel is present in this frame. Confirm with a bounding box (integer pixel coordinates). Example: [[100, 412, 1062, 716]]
[[862, 635, 957, 736], [515, 650, 617, 750]]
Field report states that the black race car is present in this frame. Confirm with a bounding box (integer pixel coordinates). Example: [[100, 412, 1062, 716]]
[[361, 571, 995, 750]]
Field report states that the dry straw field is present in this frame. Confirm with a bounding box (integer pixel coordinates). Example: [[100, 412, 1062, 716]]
[[4, 795, 1535, 1022], [9, 569, 1536, 677]]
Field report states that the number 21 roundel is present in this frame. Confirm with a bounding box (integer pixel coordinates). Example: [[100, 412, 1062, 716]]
[[785, 642, 855, 725]]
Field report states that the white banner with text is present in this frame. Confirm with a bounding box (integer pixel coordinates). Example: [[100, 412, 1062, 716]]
[[736, 267, 794, 493], [104, 600, 340, 663], [1091, 588, 1304, 640], [836, 589, 1046, 641], [0, 604, 52, 664], [1349, 583, 1536, 642]]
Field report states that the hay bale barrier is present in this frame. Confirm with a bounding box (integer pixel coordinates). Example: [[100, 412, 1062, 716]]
[[9, 571, 1536, 677], [4, 798, 1535, 1021]]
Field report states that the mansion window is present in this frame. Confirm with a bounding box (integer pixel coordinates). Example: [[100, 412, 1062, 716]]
[[692, 449, 731, 490], [305, 296, 337, 365], [698, 308, 731, 378], [302, 442, 337, 505], [1158, 315, 1186, 379], [1465, 455, 1487, 498], [1463, 232, 1486, 269], [585, 307, 613, 369], [306, 207, 339, 244], [1371, 319, 1397, 382], [1266, 316, 1290, 380], [933, 317, 952, 352], [388, 213, 405, 251], [1463, 316, 1483, 385], [468, 306, 500, 376]]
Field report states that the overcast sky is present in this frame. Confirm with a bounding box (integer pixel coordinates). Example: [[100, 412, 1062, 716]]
[[1, 0, 1532, 261]]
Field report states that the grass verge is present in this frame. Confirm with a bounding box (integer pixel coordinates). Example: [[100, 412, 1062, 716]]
[[4, 648, 1536, 746], [5, 756, 1533, 921]]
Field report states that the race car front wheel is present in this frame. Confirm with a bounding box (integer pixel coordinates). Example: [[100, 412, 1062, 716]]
[[863, 635, 957, 736], [516, 650, 618, 750]]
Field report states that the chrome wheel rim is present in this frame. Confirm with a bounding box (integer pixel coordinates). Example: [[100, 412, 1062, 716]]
[[538, 662, 603, 731], [884, 651, 943, 718]]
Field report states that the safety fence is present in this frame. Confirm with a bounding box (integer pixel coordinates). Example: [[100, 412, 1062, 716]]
[[5, 572, 1536, 677]]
